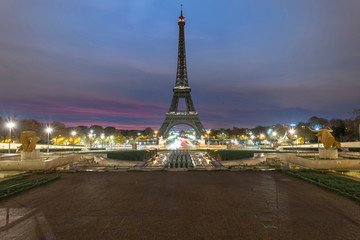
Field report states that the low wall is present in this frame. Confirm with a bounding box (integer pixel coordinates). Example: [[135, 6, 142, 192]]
[[220, 154, 267, 167], [266, 153, 360, 170], [94, 155, 140, 167], [0, 153, 141, 171], [279, 141, 360, 149], [0, 143, 82, 151], [0, 154, 99, 171]]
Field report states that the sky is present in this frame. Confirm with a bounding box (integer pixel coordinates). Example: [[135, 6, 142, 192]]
[[0, 0, 359, 130]]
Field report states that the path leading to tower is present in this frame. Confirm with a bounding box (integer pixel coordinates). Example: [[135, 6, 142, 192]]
[[0, 171, 360, 239]]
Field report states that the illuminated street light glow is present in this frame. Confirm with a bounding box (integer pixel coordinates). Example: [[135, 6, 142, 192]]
[[71, 131, 77, 151], [206, 129, 211, 148], [289, 129, 295, 135], [110, 135, 114, 149], [272, 131, 277, 137], [101, 133, 105, 148], [7, 121, 15, 154], [46, 127, 52, 153], [7, 122, 15, 129]]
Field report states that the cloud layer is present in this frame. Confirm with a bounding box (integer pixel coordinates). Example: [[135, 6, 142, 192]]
[[0, 0, 359, 129]]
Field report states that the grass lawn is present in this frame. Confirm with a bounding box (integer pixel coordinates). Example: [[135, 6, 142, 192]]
[[0, 174, 60, 199], [281, 170, 360, 203]]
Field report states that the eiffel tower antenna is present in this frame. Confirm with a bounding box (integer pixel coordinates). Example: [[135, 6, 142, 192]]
[[158, 7, 205, 137]]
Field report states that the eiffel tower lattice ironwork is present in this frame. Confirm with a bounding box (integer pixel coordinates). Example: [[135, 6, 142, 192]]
[[158, 7, 205, 137]]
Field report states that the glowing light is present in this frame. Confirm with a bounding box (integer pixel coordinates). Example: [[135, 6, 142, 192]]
[[7, 122, 15, 128], [272, 131, 277, 137], [46, 127, 52, 133], [71, 131, 77, 136], [169, 139, 181, 149], [289, 129, 295, 134]]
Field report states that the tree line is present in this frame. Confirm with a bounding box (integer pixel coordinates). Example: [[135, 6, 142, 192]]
[[1, 109, 359, 145]]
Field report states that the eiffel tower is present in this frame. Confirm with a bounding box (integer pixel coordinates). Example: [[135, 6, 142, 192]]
[[158, 6, 205, 137]]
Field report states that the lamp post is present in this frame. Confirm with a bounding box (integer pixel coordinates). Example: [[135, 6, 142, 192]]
[[46, 127, 52, 153], [289, 128, 295, 147], [267, 129, 272, 147], [206, 130, 211, 148], [101, 133, 105, 148], [89, 130, 94, 148], [110, 135, 114, 149], [71, 131, 77, 152], [88, 133, 92, 147], [272, 131, 277, 147], [315, 127, 320, 154], [154, 131, 158, 145], [7, 122, 15, 154]]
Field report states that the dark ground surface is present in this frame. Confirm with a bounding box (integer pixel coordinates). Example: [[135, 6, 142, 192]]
[[0, 171, 360, 240]]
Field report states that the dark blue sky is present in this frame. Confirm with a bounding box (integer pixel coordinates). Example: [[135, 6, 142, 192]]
[[0, 0, 359, 129]]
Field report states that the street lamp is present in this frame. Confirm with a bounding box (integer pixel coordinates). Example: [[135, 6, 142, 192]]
[[101, 133, 105, 148], [71, 131, 77, 151], [7, 122, 15, 154], [88, 133, 93, 148], [206, 130, 211, 148], [271, 131, 277, 147], [46, 127, 52, 153], [267, 129, 272, 147], [110, 135, 114, 149]]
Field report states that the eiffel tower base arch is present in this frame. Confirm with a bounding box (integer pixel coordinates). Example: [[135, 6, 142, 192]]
[[158, 113, 205, 138]]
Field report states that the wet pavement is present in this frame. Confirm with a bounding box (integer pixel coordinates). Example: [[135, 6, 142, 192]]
[[0, 171, 359, 240]]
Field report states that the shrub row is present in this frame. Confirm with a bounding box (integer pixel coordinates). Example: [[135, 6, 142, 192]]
[[104, 150, 157, 161]]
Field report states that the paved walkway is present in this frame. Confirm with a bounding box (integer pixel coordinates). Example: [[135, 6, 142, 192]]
[[0, 171, 360, 239]]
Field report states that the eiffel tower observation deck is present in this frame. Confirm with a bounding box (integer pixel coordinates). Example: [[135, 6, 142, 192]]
[[158, 6, 205, 137]]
